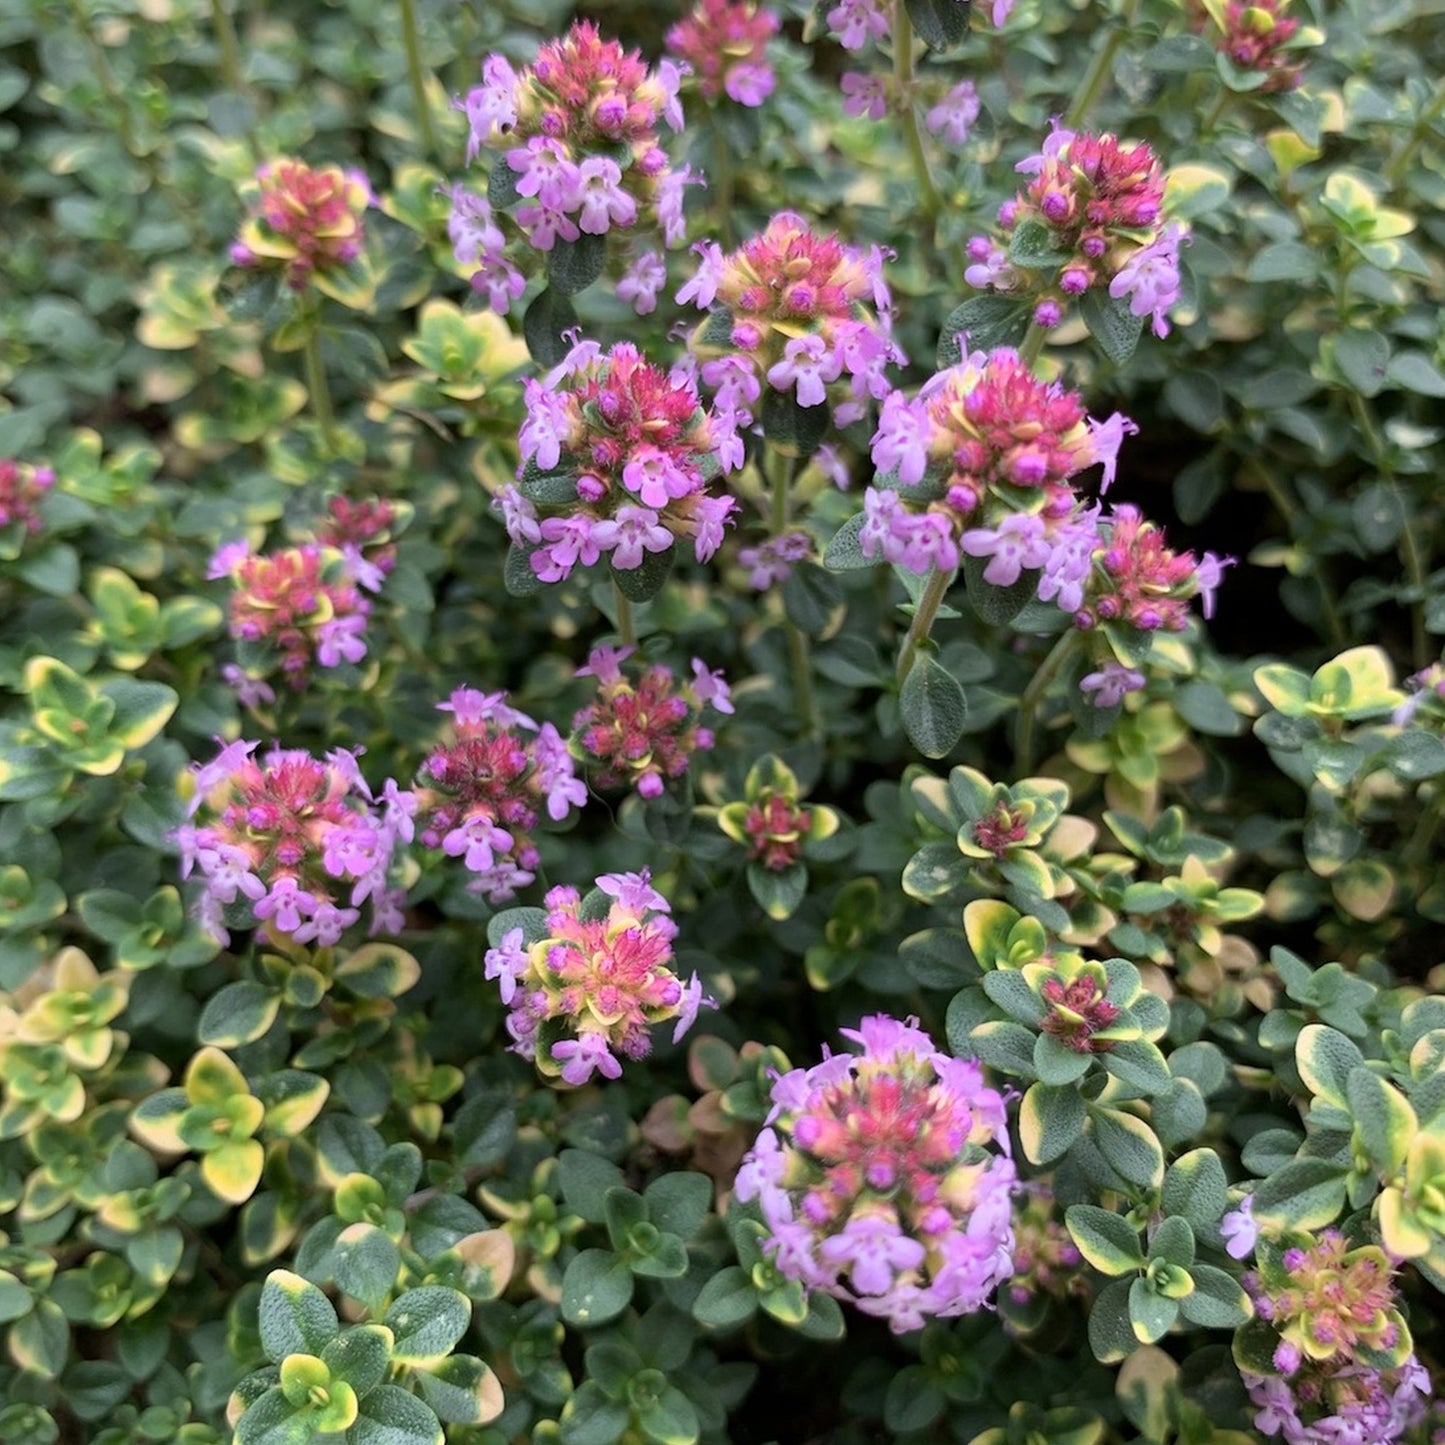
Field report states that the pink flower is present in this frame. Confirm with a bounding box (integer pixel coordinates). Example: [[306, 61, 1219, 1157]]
[[617, 250, 667, 314], [925, 80, 981, 145], [575, 156, 637, 234], [840, 71, 887, 121], [766, 334, 842, 407]]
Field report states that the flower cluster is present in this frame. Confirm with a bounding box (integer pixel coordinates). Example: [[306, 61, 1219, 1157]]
[[1004, 1188, 1085, 1310], [484, 871, 710, 1085], [571, 647, 732, 799], [737, 530, 812, 590], [177, 741, 409, 947], [684, 210, 901, 429], [1240, 1232, 1431, 1445], [498, 340, 739, 584], [863, 347, 1229, 704], [230, 158, 370, 291], [454, 20, 694, 266], [734, 1014, 1017, 1333], [1208, 0, 1305, 92], [413, 686, 585, 903], [665, 0, 778, 107], [0, 458, 54, 537], [965, 124, 1189, 338], [210, 540, 374, 692], [314, 495, 400, 595]]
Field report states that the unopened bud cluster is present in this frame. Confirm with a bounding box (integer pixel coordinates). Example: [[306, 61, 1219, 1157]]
[[231, 158, 371, 291]]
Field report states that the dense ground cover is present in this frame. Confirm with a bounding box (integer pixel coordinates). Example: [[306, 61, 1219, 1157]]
[[0, 0, 1443, 1441]]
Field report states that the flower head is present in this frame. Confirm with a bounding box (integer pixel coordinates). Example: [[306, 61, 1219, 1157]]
[[232, 158, 370, 291], [665, 0, 779, 107], [571, 648, 729, 798], [413, 686, 584, 904], [1210, 0, 1306, 91], [735, 1015, 1016, 1332], [485, 877, 713, 1083], [217, 542, 375, 694], [458, 21, 692, 260], [687, 211, 900, 430], [504, 341, 739, 583], [964, 124, 1191, 339], [0, 458, 55, 539], [180, 742, 408, 946], [1239, 1232, 1431, 1444]]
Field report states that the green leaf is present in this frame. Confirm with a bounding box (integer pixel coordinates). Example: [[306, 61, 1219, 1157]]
[[1128, 1277, 1179, 1344], [691, 1265, 757, 1331], [545, 232, 607, 296], [1066, 1205, 1145, 1275], [414, 1354, 505, 1426], [1019, 1082, 1086, 1164], [1091, 1107, 1165, 1190], [558, 1149, 627, 1223], [503, 542, 544, 597], [333, 1223, 401, 1309], [937, 297, 1030, 366], [1161, 1149, 1227, 1235], [258, 1269, 340, 1361], [9, 1296, 68, 1377], [1079, 288, 1144, 366], [900, 651, 967, 758], [1087, 1277, 1137, 1363], [233, 1388, 313, 1445], [747, 861, 807, 920], [1033, 1032, 1093, 1086], [638, 1383, 700, 1445], [522, 287, 579, 369], [322, 1324, 394, 1397], [560, 1381, 630, 1445], [1334, 330, 1391, 397], [452, 1089, 517, 1169], [644, 1171, 712, 1241], [962, 553, 1038, 624], [611, 545, 674, 604], [904, 0, 971, 49], [822, 512, 877, 572], [350, 1384, 445, 1445], [1251, 1158, 1350, 1231], [197, 980, 282, 1048], [561, 1249, 634, 1329], [758, 390, 829, 457], [1179, 1264, 1252, 1328], [385, 1287, 471, 1365], [782, 561, 841, 635], [1346, 1067, 1415, 1178], [1008, 218, 1070, 269], [1296, 1024, 1364, 1109]]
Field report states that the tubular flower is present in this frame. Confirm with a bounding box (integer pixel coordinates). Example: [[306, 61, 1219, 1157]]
[[454, 19, 694, 270], [665, 0, 779, 107], [230, 158, 370, 291], [176, 742, 409, 948], [735, 1014, 1017, 1333], [0, 458, 55, 539], [212, 541, 374, 692], [314, 496, 401, 594], [1239, 1232, 1432, 1445], [964, 124, 1190, 339], [500, 339, 740, 584], [485, 872, 712, 1085], [685, 211, 902, 429], [413, 686, 585, 904], [570, 646, 731, 800]]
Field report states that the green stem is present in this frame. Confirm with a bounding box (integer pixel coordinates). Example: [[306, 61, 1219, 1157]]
[[711, 118, 736, 244], [1019, 320, 1048, 367], [1198, 88, 1230, 139], [302, 311, 337, 453], [612, 581, 637, 649], [1246, 458, 1347, 648], [1348, 391, 1428, 669], [210, 0, 261, 162], [1383, 77, 1445, 189], [896, 568, 951, 685], [1016, 629, 1082, 773], [769, 450, 823, 740], [893, 1, 944, 221], [1062, 0, 1142, 130], [399, 0, 440, 161]]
